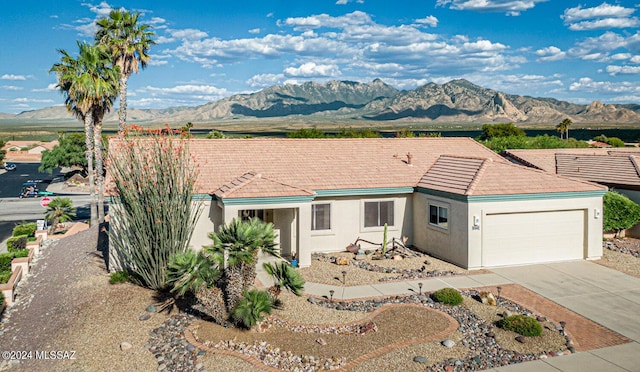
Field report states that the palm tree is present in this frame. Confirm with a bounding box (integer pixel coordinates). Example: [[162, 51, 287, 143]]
[[262, 261, 305, 302], [44, 197, 76, 233], [51, 42, 119, 225], [96, 9, 156, 134], [205, 218, 279, 314], [556, 118, 573, 140]]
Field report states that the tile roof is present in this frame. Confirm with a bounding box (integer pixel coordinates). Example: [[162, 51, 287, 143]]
[[503, 148, 640, 188], [419, 155, 605, 196], [108, 137, 606, 198], [213, 171, 316, 198]]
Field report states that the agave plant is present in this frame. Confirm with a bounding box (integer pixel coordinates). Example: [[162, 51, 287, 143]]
[[232, 289, 274, 329]]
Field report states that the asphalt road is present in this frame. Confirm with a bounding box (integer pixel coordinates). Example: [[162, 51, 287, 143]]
[[0, 163, 89, 244], [0, 163, 62, 199]]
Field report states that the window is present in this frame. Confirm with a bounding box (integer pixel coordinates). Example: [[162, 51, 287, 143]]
[[429, 204, 448, 229], [364, 201, 394, 228], [311, 203, 331, 231]]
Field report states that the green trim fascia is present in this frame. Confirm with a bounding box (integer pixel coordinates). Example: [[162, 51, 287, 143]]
[[219, 195, 316, 206], [467, 190, 607, 202], [315, 187, 414, 197], [415, 187, 607, 203]]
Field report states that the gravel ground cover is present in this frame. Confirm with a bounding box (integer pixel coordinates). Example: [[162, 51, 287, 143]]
[[1, 231, 635, 371], [596, 239, 640, 278]]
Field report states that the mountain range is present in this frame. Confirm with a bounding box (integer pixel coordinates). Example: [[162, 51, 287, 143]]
[[4, 79, 640, 125]]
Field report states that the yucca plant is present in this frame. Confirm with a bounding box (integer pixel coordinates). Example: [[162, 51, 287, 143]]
[[262, 261, 305, 302], [232, 289, 274, 329]]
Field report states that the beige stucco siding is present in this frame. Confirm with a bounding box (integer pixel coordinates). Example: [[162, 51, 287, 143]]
[[412, 193, 469, 268], [309, 194, 413, 254]]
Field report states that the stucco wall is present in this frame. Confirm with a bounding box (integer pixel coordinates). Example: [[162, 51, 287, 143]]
[[412, 192, 469, 268], [309, 194, 414, 254]]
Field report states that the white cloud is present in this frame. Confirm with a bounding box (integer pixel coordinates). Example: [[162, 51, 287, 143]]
[[248, 28, 261, 34], [12, 98, 54, 103], [1, 85, 22, 91], [562, 3, 639, 31], [142, 84, 228, 95], [246, 73, 285, 87], [284, 62, 341, 77], [1, 74, 26, 81], [31, 83, 58, 92], [336, 0, 364, 4], [606, 65, 640, 75], [535, 46, 566, 62], [435, 0, 546, 16], [569, 77, 640, 95], [415, 16, 438, 27]]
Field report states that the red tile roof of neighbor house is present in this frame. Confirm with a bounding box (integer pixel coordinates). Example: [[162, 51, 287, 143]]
[[503, 148, 640, 188], [107, 137, 606, 198]]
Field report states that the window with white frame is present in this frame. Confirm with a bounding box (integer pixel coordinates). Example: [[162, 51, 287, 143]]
[[364, 200, 394, 228], [429, 203, 449, 229], [311, 203, 331, 231]]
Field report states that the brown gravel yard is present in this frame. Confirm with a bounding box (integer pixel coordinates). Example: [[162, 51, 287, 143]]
[[596, 239, 640, 278], [1, 230, 634, 371]]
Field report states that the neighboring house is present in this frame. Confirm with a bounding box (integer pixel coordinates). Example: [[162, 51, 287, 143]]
[[2, 140, 58, 162], [502, 147, 640, 237], [111, 138, 607, 269]]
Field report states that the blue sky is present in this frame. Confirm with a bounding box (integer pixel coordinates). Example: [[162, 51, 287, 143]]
[[1, 0, 639, 114]]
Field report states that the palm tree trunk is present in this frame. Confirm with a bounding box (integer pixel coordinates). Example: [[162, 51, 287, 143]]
[[223, 265, 244, 313], [84, 113, 97, 226], [117, 74, 129, 136], [94, 120, 105, 223]]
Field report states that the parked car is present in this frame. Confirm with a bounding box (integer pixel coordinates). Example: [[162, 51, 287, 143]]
[[4, 163, 16, 171]]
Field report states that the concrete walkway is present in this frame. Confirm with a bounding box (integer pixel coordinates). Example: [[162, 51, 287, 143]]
[[257, 261, 640, 372]]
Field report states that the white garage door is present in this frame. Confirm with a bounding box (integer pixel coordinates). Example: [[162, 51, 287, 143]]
[[483, 210, 585, 267]]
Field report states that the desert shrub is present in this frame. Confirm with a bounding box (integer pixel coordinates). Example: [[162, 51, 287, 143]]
[[232, 289, 274, 329], [109, 271, 129, 285], [431, 287, 464, 305], [12, 222, 37, 237], [108, 129, 203, 290], [498, 314, 543, 336], [478, 123, 525, 141], [6, 235, 27, 252], [13, 249, 29, 258]]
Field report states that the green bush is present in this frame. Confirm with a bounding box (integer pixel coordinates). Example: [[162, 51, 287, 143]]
[[13, 222, 37, 237], [13, 249, 29, 258], [0, 270, 11, 284], [603, 191, 640, 236], [6, 235, 27, 252], [109, 271, 129, 285], [431, 287, 464, 305], [498, 314, 543, 337], [0, 291, 4, 305], [478, 123, 525, 141], [0, 253, 13, 271]]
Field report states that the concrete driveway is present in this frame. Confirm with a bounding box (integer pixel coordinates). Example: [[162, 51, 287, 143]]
[[490, 261, 640, 372]]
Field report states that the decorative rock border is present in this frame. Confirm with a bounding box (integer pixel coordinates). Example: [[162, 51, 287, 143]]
[[604, 240, 640, 258]]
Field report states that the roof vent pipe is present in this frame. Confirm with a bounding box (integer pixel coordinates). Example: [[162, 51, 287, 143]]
[[406, 152, 413, 166]]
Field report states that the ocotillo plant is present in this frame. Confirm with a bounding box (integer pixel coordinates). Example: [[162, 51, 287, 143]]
[[107, 125, 203, 290]]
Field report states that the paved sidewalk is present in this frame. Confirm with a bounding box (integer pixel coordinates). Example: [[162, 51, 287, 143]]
[[257, 260, 640, 372]]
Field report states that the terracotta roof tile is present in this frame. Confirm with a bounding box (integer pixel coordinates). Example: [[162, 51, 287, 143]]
[[214, 171, 316, 198]]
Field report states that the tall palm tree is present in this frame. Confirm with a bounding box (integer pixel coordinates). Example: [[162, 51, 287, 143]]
[[96, 9, 156, 134], [51, 41, 119, 225], [556, 118, 573, 140]]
